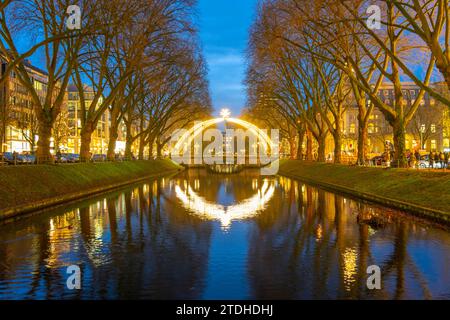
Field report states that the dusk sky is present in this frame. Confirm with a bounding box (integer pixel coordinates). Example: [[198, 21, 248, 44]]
[[197, 0, 258, 117]]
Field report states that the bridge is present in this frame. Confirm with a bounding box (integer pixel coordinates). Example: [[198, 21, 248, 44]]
[[170, 110, 278, 173]]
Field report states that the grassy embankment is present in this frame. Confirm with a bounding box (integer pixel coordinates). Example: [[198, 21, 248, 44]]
[[0, 159, 182, 220], [279, 160, 450, 222]]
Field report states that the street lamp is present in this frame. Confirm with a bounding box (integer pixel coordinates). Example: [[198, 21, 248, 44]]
[[220, 108, 231, 119]]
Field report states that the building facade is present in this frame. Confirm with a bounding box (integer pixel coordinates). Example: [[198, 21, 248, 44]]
[[65, 85, 109, 154], [0, 59, 129, 156], [0, 58, 53, 153], [342, 82, 450, 156]]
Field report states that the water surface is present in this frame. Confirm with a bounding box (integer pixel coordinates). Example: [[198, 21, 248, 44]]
[[0, 169, 449, 299]]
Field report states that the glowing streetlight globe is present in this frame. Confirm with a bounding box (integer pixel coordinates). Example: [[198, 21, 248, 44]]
[[220, 108, 231, 119]]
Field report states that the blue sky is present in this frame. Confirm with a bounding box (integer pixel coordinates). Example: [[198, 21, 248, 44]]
[[197, 0, 258, 117]]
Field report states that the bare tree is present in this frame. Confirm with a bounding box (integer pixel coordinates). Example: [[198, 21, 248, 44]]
[[16, 105, 39, 152], [0, 0, 104, 162], [387, 0, 450, 91], [53, 110, 71, 154]]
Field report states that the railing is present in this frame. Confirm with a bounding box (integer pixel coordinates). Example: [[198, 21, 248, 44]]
[[206, 164, 244, 174]]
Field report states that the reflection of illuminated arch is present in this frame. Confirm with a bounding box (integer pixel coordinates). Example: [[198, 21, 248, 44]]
[[172, 118, 275, 156], [175, 180, 275, 230]]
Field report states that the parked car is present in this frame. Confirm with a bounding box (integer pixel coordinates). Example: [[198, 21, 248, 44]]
[[417, 155, 446, 169], [2, 152, 17, 164], [63, 153, 80, 163], [26, 154, 36, 164], [0, 152, 14, 165], [55, 154, 68, 163], [17, 154, 30, 164], [91, 154, 107, 162]]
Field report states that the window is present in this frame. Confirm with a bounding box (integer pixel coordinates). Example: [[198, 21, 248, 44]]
[[410, 90, 416, 97], [420, 124, 426, 133], [431, 140, 437, 151], [444, 139, 450, 148], [350, 124, 356, 134], [368, 123, 374, 134], [431, 124, 436, 133], [383, 90, 389, 96]]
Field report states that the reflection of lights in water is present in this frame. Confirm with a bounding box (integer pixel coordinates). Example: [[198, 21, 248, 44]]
[[342, 248, 358, 291], [175, 180, 275, 230], [316, 225, 323, 242]]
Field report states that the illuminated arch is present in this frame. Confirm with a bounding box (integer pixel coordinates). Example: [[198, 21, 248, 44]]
[[171, 117, 276, 156]]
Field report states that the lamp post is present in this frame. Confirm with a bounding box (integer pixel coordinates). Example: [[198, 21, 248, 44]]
[[220, 108, 231, 163]]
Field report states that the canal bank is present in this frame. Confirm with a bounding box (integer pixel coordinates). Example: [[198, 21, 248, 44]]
[[278, 160, 450, 224], [0, 159, 183, 221]]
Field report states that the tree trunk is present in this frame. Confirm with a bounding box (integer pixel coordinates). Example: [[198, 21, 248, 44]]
[[296, 130, 305, 160], [392, 117, 407, 168], [139, 135, 145, 160], [107, 124, 119, 161], [148, 139, 154, 160], [36, 121, 53, 163], [357, 120, 368, 166], [317, 135, 326, 162], [0, 121, 5, 153], [125, 137, 133, 160], [333, 132, 342, 164], [125, 122, 133, 160], [435, 59, 450, 92], [80, 127, 94, 162], [289, 137, 296, 160], [306, 129, 313, 161], [0, 131, 4, 153], [156, 140, 163, 159], [107, 132, 118, 161]]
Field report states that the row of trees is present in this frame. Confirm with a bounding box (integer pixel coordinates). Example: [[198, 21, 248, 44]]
[[0, 0, 211, 162], [245, 0, 449, 167]]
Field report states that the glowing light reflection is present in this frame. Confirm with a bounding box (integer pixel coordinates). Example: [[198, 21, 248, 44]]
[[175, 180, 275, 230]]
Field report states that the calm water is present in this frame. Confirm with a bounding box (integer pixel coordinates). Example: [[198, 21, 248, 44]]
[[0, 169, 449, 300]]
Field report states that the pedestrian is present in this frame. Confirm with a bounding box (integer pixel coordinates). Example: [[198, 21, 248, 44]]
[[439, 152, 445, 169], [410, 153, 416, 169], [445, 152, 449, 169], [415, 150, 420, 163], [434, 152, 441, 168]]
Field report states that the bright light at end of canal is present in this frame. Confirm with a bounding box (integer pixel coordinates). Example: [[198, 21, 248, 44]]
[[220, 108, 231, 119]]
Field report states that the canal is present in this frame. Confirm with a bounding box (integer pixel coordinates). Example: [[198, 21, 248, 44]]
[[0, 169, 449, 300]]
